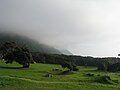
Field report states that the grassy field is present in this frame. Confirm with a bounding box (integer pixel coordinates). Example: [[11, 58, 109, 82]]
[[0, 61, 120, 90]]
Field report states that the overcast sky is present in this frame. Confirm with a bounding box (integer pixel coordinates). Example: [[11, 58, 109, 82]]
[[0, 0, 120, 57]]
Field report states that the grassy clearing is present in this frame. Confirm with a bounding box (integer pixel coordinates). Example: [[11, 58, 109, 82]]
[[0, 61, 120, 90]]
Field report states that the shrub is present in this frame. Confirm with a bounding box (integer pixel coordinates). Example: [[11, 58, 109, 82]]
[[73, 67, 79, 71], [61, 61, 79, 71], [96, 75, 114, 84]]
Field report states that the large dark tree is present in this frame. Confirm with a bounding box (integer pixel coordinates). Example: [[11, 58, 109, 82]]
[[61, 61, 73, 71], [61, 61, 79, 71], [0, 42, 34, 68]]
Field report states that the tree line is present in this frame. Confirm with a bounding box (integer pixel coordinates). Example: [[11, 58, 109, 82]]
[[0, 42, 120, 72], [32, 52, 120, 72]]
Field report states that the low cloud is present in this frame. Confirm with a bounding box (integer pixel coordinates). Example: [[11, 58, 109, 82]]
[[0, 0, 120, 57]]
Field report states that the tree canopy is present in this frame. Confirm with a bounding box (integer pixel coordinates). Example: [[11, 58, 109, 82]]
[[0, 42, 34, 68]]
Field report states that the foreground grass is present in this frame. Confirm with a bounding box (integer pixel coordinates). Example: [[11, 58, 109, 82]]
[[0, 61, 120, 90]]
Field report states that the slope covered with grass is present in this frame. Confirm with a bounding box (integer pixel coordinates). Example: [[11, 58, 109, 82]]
[[0, 61, 120, 90]]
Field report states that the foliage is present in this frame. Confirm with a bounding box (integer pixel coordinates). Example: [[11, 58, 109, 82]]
[[32, 52, 120, 69], [61, 61, 73, 71], [96, 75, 115, 84], [107, 62, 120, 72], [61, 61, 79, 71], [0, 42, 34, 68], [97, 61, 120, 72]]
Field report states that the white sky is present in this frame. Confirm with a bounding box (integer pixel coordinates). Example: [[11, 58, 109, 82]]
[[0, 0, 120, 57]]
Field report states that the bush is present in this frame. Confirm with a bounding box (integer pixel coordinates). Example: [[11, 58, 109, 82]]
[[61, 61, 79, 71], [96, 75, 114, 84], [73, 67, 79, 71]]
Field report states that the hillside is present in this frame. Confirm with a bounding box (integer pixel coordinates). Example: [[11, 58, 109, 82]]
[[0, 31, 61, 54], [0, 62, 120, 90]]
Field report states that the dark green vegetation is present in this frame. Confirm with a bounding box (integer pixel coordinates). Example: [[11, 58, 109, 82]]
[[32, 53, 120, 72], [0, 62, 120, 90], [97, 59, 120, 72], [0, 42, 78, 70], [61, 61, 79, 71], [0, 42, 33, 68]]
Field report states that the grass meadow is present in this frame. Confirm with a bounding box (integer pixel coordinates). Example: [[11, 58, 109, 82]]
[[0, 61, 120, 90]]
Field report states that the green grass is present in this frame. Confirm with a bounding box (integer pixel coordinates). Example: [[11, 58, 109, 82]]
[[0, 61, 120, 90]]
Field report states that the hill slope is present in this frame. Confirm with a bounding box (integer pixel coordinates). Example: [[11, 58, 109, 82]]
[[0, 62, 119, 90], [0, 31, 61, 54]]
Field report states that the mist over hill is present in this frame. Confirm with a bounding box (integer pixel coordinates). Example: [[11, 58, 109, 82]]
[[59, 49, 73, 55], [0, 31, 62, 54]]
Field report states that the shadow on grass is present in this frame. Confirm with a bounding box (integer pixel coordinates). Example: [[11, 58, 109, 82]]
[[88, 69, 98, 72], [0, 66, 23, 69], [58, 70, 74, 75], [33, 70, 48, 73]]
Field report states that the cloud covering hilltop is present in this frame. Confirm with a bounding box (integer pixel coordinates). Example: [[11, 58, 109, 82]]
[[0, 0, 120, 57]]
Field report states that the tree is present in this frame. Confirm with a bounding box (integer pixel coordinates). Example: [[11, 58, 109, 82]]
[[0, 42, 34, 68], [107, 62, 120, 72], [61, 61, 73, 71], [72, 63, 79, 71], [61, 61, 79, 71], [97, 59, 110, 71]]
